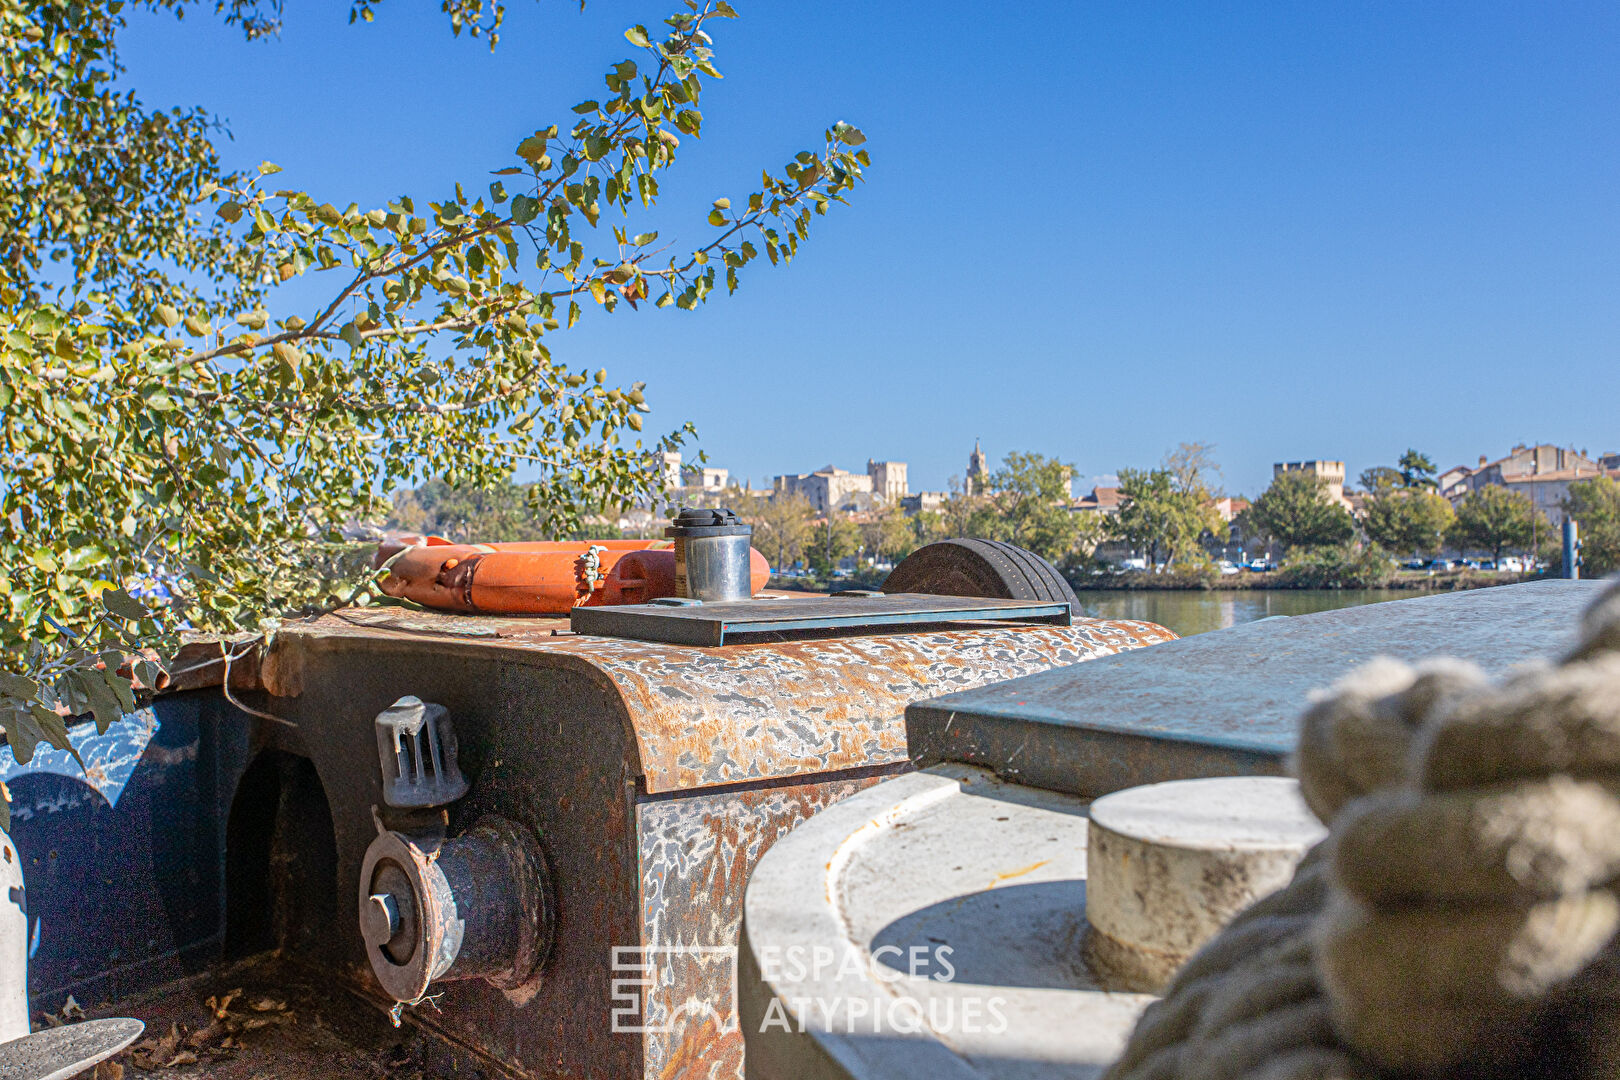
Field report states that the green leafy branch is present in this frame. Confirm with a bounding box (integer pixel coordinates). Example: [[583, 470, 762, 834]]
[[1, 0, 867, 777]]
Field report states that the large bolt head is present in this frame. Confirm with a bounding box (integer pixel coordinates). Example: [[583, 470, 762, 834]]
[[362, 892, 400, 947]]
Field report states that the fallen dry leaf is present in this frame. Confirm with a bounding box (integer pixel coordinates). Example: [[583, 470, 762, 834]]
[[183, 1020, 224, 1050], [94, 1061, 123, 1080], [131, 1022, 182, 1070], [206, 988, 242, 1020]]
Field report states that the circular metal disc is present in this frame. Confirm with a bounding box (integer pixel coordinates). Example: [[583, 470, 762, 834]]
[[0, 1018, 145, 1080], [359, 829, 439, 1003]]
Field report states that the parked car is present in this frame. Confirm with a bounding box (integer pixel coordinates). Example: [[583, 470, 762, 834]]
[[1403, 558, 1428, 571], [1247, 558, 1275, 572], [1217, 560, 1241, 576], [1428, 558, 1456, 572]]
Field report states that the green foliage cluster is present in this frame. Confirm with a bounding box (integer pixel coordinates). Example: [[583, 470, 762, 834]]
[[730, 451, 1099, 582], [0, 0, 866, 766], [1112, 465, 1226, 570], [1448, 485, 1545, 561], [1277, 544, 1397, 589], [965, 453, 1095, 565], [1359, 449, 1437, 496], [1246, 471, 1355, 552], [1563, 476, 1620, 577], [1361, 489, 1455, 558], [730, 493, 917, 578], [386, 475, 626, 543], [729, 490, 812, 572]]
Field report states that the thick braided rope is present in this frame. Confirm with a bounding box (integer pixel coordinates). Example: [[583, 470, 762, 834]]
[[1103, 579, 1620, 1080]]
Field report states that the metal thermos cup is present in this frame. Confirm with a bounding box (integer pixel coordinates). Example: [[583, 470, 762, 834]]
[[665, 508, 752, 602]]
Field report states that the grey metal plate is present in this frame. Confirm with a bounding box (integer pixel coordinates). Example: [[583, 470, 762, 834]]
[[569, 592, 1071, 646], [0, 1018, 145, 1080], [907, 580, 1608, 798]]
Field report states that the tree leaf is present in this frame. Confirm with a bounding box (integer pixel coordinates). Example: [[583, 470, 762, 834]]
[[0, 674, 37, 701], [101, 588, 149, 620], [6, 707, 40, 766], [515, 135, 549, 164]]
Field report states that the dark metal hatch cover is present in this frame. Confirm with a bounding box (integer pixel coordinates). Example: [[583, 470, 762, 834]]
[[568, 592, 1071, 646]]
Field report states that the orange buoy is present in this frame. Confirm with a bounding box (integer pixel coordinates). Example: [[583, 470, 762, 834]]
[[377, 538, 769, 614]]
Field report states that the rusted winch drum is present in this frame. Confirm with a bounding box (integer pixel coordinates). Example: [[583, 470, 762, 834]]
[[359, 817, 552, 1004]]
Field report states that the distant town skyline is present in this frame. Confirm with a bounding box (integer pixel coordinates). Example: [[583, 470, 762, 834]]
[[680, 438, 1619, 504]]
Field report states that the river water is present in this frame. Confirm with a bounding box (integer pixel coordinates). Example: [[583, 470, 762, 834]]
[[1072, 589, 1411, 639]]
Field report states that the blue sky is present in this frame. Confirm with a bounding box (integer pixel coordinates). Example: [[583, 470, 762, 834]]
[[122, 1, 1620, 497]]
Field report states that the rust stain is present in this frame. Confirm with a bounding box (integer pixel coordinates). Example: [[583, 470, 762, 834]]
[[990, 859, 1051, 887]]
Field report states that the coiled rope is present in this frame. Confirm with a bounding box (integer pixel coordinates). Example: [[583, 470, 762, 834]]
[[1103, 579, 1620, 1080]]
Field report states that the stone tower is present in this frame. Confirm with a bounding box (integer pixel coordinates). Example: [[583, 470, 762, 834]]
[[967, 439, 989, 493], [866, 459, 909, 504]]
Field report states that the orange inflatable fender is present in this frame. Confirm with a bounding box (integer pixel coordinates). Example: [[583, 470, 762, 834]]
[[377, 538, 769, 614]]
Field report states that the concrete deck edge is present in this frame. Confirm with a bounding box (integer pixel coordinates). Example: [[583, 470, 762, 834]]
[[739, 767, 988, 1080]]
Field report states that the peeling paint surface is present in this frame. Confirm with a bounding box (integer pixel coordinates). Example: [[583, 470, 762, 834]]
[[0, 708, 159, 813], [288, 611, 1174, 794], [635, 776, 890, 1080]]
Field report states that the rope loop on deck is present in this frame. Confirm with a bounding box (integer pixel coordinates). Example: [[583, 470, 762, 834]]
[[1104, 577, 1620, 1080]]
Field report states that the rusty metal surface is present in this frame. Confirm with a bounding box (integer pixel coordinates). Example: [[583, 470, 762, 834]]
[[268, 609, 1174, 796], [273, 644, 647, 1080], [240, 605, 1174, 1078], [633, 772, 897, 1080], [908, 580, 1606, 799]]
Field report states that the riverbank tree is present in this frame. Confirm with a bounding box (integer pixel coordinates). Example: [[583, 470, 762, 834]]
[[0, 0, 867, 772], [1563, 476, 1620, 577], [1358, 449, 1439, 495], [1361, 489, 1455, 558], [729, 490, 813, 573], [1113, 466, 1225, 569], [1247, 471, 1355, 551], [860, 505, 918, 565], [966, 453, 1087, 564], [1448, 486, 1544, 562]]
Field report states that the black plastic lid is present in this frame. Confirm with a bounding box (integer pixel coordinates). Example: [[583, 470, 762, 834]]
[[665, 507, 752, 538]]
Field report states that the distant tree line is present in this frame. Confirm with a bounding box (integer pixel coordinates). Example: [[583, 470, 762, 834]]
[[383, 444, 1620, 583], [731, 451, 1100, 579], [1236, 447, 1619, 577]]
